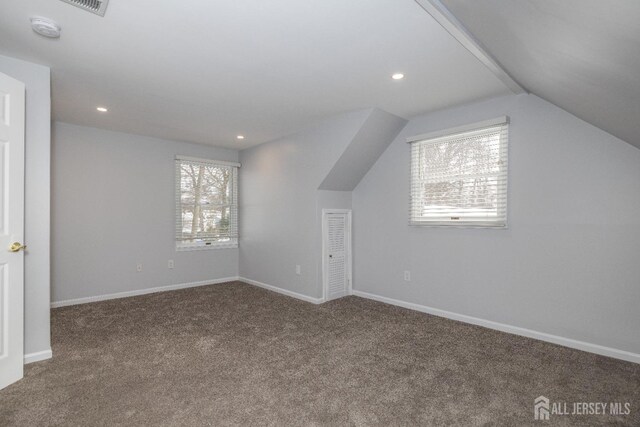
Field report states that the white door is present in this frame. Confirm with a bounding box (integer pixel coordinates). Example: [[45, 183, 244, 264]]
[[323, 210, 351, 301], [0, 72, 26, 390]]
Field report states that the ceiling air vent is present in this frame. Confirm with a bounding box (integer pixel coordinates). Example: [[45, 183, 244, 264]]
[[59, 0, 109, 17]]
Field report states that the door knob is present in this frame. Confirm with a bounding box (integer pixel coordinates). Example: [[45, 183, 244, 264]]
[[9, 242, 27, 252]]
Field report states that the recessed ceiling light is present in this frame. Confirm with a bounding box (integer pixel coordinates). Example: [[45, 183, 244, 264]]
[[236, 135, 245, 140], [96, 107, 108, 112], [392, 73, 405, 80]]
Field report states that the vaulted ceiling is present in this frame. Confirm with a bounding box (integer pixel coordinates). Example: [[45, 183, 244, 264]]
[[442, 0, 640, 150], [0, 0, 509, 148], [1, 1, 638, 150]]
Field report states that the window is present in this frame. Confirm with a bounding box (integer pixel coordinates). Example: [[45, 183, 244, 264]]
[[176, 156, 239, 249], [409, 117, 508, 227]]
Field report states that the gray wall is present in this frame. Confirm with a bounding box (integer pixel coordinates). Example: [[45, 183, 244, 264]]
[[239, 110, 370, 298], [353, 94, 640, 354], [0, 55, 51, 356], [52, 122, 239, 302]]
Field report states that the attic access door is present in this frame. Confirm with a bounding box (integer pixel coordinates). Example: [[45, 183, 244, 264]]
[[322, 210, 352, 301]]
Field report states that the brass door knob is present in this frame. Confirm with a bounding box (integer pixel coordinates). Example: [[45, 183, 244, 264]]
[[9, 242, 27, 252]]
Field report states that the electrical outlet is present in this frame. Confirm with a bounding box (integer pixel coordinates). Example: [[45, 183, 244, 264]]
[[404, 270, 411, 282], [137, 263, 143, 272], [168, 260, 174, 269], [295, 265, 301, 275]]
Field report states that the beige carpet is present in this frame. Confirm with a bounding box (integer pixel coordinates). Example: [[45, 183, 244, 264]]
[[0, 281, 638, 426]]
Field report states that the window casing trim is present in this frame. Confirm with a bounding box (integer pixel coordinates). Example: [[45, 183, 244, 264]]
[[408, 117, 509, 228], [175, 156, 239, 250], [175, 155, 240, 168], [406, 116, 509, 144]]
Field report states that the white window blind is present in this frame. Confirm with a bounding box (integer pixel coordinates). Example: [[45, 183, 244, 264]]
[[409, 118, 508, 227], [175, 156, 239, 249]]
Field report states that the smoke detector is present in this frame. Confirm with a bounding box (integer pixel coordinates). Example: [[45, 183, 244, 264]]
[[59, 0, 109, 17], [30, 17, 61, 38]]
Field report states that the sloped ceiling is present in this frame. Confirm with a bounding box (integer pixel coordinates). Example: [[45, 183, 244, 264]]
[[0, 0, 510, 149], [441, 0, 640, 149], [319, 108, 407, 191]]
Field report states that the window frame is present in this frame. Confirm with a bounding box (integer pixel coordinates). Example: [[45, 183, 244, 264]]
[[407, 117, 509, 228], [175, 155, 240, 251]]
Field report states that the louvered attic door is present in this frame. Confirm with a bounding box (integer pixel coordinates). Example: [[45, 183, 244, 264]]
[[323, 211, 351, 301]]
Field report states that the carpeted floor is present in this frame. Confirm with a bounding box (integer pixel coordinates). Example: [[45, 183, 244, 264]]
[[0, 281, 638, 426]]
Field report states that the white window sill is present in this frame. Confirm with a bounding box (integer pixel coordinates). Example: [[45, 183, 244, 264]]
[[176, 243, 238, 251], [409, 221, 507, 229]]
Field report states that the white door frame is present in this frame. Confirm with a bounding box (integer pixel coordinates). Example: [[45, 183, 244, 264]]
[[322, 209, 352, 301]]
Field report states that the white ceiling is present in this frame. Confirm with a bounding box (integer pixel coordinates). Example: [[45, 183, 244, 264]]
[[0, 0, 510, 148], [443, 0, 640, 150]]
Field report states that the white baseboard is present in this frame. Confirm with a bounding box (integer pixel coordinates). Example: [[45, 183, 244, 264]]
[[51, 277, 240, 308], [49, 275, 638, 364], [24, 348, 52, 364], [352, 290, 640, 365], [239, 277, 324, 304]]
